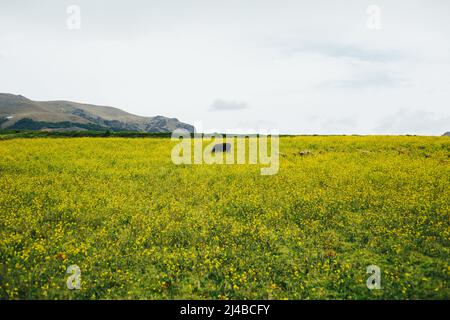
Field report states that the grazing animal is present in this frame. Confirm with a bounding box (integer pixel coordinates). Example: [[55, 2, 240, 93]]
[[298, 150, 311, 156], [211, 143, 231, 153]]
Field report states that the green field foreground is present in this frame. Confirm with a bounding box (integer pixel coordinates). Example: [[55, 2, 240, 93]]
[[0, 136, 449, 299]]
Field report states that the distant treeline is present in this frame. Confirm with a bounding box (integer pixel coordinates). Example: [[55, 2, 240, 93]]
[[0, 129, 174, 140], [7, 118, 109, 131], [0, 129, 424, 140], [0, 130, 343, 140]]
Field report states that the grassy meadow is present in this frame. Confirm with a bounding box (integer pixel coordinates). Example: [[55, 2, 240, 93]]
[[0, 136, 449, 299]]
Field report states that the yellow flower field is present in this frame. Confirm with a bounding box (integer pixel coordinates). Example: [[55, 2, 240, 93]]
[[0, 136, 449, 299]]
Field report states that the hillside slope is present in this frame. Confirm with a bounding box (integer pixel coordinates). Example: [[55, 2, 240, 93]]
[[0, 93, 194, 133]]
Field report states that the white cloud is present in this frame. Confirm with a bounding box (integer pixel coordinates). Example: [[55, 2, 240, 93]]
[[375, 109, 450, 135], [209, 99, 249, 111]]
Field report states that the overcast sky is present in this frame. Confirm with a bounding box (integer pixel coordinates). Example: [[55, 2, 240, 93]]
[[0, 0, 449, 134]]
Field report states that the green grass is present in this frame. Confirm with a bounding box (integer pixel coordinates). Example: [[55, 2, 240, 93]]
[[0, 136, 449, 299]]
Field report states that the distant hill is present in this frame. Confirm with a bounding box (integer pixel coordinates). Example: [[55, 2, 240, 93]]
[[0, 93, 194, 133], [443, 132, 450, 136]]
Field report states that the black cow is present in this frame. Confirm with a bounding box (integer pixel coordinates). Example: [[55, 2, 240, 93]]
[[211, 143, 231, 153]]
